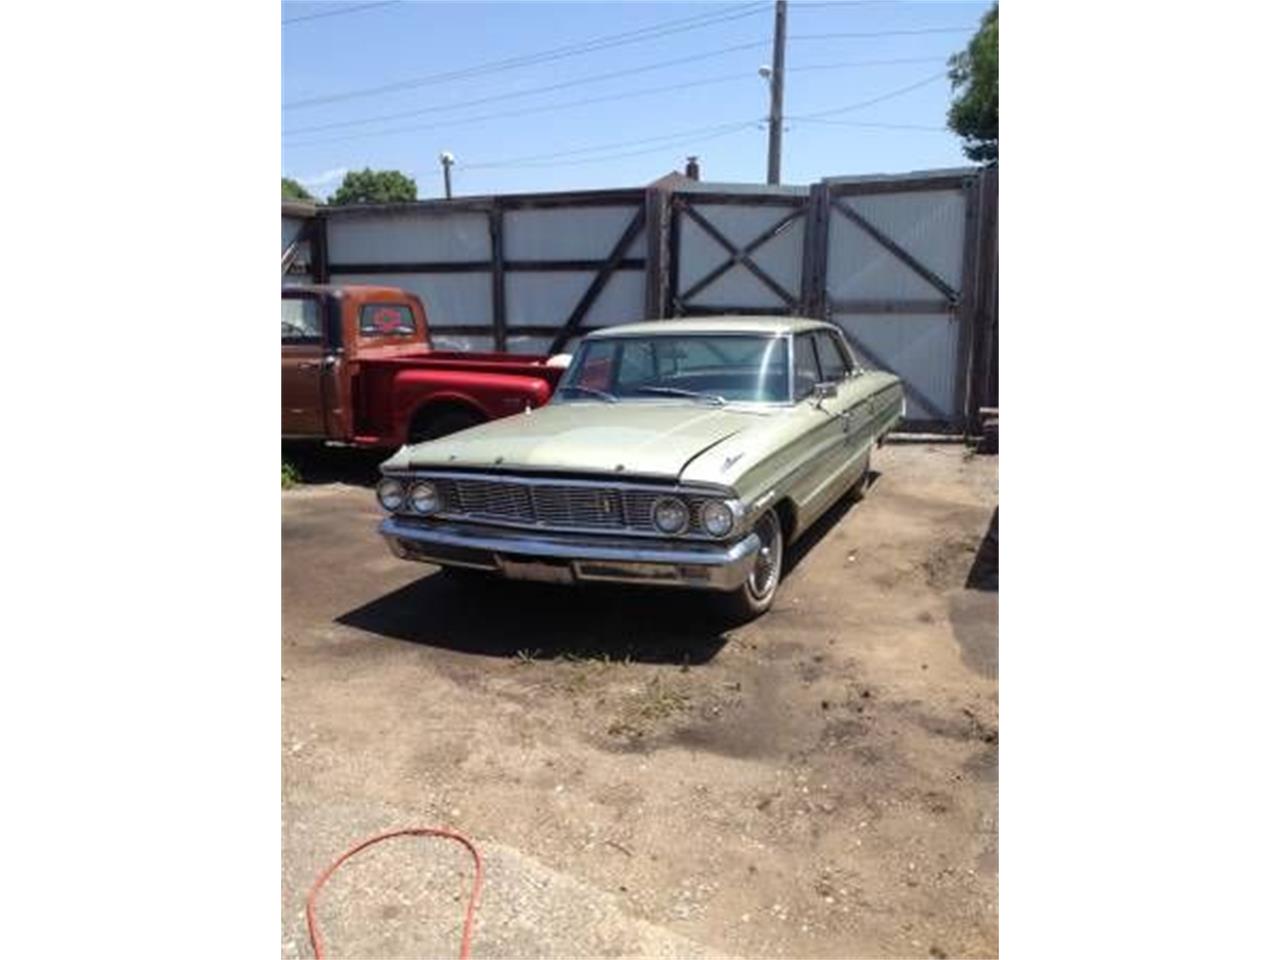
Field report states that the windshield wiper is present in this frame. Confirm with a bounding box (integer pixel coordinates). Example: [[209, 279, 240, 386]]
[[559, 384, 618, 403], [635, 385, 727, 406]]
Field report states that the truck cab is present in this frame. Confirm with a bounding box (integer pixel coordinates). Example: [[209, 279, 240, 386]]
[[282, 284, 565, 447]]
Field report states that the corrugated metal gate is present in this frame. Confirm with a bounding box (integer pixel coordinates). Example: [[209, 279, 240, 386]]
[[282, 166, 997, 432], [821, 170, 977, 427]]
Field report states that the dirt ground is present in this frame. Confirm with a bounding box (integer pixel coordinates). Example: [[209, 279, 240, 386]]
[[282, 442, 998, 959]]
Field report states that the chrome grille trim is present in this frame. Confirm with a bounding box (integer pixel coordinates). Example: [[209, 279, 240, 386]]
[[386, 470, 736, 540]]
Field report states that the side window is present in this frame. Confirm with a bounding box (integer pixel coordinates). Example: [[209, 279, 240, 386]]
[[282, 297, 322, 342], [793, 334, 822, 400], [359, 303, 416, 336], [815, 331, 852, 381]]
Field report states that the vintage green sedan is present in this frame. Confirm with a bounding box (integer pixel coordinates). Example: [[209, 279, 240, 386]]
[[375, 317, 904, 617]]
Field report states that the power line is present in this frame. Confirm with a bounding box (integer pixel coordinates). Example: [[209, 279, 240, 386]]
[[790, 55, 946, 73], [458, 120, 760, 170], [789, 117, 949, 132], [791, 26, 972, 40], [283, 40, 770, 137], [282, 1, 397, 26], [495, 124, 761, 170], [791, 70, 948, 120], [283, 2, 771, 110], [284, 72, 756, 148], [282, 52, 948, 146], [288, 66, 950, 170]]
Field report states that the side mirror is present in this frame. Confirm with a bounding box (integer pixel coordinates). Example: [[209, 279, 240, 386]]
[[813, 382, 838, 400]]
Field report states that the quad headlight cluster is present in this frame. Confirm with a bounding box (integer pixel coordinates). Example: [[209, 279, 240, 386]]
[[651, 496, 737, 539], [377, 477, 441, 515]]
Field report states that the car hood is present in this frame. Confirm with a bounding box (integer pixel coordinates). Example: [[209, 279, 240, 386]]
[[388, 401, 772, 482]]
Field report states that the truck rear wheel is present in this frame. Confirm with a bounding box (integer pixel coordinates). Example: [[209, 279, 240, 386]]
[[409, 407, 484, 444]]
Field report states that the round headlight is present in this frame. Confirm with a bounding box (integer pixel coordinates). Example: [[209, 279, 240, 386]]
[[701, 500, 735, 538], [376, 477, 405, 512], [652, 497, 689, 535], [409, 481, 441, 515]]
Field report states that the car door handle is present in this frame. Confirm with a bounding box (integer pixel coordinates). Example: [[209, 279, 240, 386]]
[[297, 361, 318, 370]]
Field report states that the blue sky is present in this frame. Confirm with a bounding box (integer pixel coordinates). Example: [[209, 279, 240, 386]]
[[282, 1, 988, 200]]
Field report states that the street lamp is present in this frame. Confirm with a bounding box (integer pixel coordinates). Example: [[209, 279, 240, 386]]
[[439, 151, 455, 200]]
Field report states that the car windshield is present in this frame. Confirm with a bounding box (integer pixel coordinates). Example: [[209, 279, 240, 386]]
[[556, 334, 789, 404]]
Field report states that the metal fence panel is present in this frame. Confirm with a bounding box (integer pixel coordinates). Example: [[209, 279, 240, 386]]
[[327, 211, 491, 264], [505, 271, 645, 328], [504, 206, 646, 261], [844, 189, 967, 290], [827, 211, 940, 301]]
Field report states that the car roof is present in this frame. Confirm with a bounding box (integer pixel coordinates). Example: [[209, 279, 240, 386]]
[[587, 316, 834, 338]]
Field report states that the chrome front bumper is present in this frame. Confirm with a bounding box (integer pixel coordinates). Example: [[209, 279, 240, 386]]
[[379, 516, 761, 591]]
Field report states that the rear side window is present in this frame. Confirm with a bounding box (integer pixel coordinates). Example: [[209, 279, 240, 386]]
[[282, 297, 322, 342], [359, 303, 416, 336], [794, 334, 822, 399], [815, 331, 852, 381]]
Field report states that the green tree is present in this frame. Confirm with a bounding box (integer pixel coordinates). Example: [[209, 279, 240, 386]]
[[330, 168, 418, 206], [281, 177, 314, 201], [947, 3, 998, 163]]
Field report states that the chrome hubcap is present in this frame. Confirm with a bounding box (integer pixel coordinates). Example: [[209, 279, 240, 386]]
[[748, 513, 782, 599]]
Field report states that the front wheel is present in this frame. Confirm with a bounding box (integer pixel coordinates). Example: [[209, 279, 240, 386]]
[[721, 509, 784, 620]]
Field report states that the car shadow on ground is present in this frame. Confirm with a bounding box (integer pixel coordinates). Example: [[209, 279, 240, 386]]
[[949, 506, 998, 678], [337, 573, 733, 665], [781, 471, 877, 577], [335, 470, 878, 666], [965, 507, 998, 591], [284, 442, 386, 489]]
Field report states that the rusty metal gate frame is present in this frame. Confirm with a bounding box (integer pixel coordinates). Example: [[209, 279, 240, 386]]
[[665, 191, 815, 318]]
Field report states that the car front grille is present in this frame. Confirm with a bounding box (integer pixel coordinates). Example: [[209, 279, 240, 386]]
[[426, 475, 713, 536]]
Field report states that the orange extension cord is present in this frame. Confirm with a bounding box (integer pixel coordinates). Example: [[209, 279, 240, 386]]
[[306, 827, 485, 960]]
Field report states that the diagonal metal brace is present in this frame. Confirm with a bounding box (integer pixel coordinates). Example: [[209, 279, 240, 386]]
[[832, 198, 958, 304], [678, 201, 802, 309]]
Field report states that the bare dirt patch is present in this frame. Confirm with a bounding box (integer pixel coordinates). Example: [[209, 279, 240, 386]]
[[283, 442, 998, 958]]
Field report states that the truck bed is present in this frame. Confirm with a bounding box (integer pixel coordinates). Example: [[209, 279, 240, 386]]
[[364, 349, 560, 376]]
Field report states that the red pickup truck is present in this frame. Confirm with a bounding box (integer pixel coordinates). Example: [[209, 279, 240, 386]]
[[282, 284, 566, 447]]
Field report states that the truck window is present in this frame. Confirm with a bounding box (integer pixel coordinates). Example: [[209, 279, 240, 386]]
[[360, 303, 416, 336], [282, 297, 322, 342]]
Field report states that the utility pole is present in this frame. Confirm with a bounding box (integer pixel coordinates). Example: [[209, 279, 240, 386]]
[[766, 0, 787, 185], [439, 151, 455, 199]]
